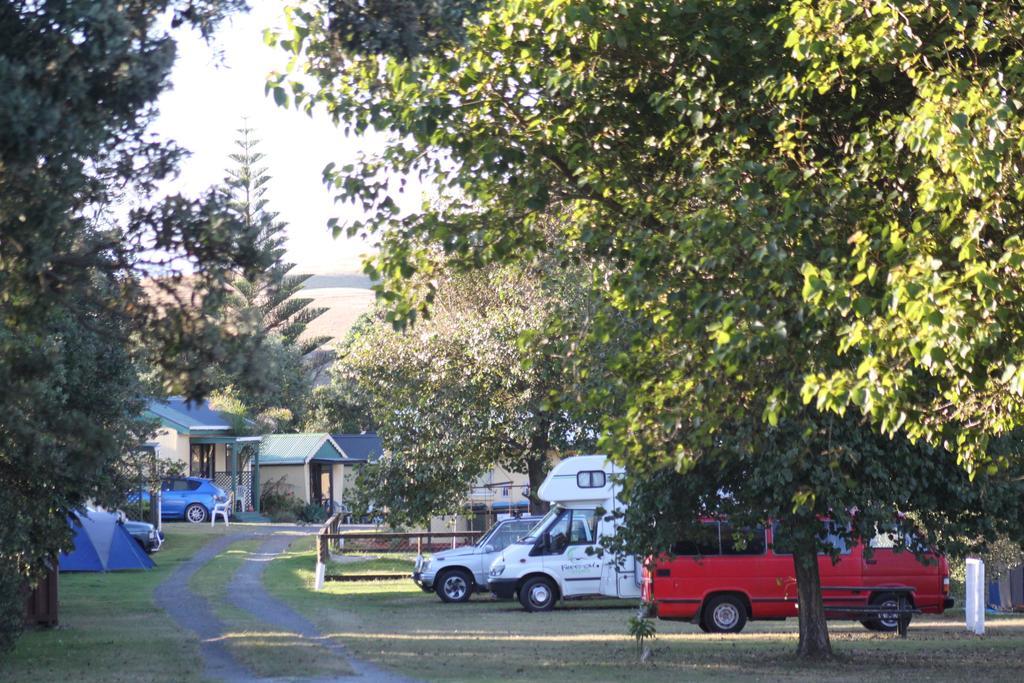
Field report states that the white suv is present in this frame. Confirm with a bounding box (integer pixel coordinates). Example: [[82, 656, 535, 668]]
[[413, 516, 540, 602]]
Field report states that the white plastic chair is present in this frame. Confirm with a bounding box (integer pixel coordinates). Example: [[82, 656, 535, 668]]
[[211, 491, 233, 527]]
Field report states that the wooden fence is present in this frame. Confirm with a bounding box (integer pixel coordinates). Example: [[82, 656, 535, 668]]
[[314, 514, 481, 588]]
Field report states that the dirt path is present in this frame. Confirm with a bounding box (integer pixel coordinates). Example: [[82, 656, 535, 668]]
[[229, 534, 418, 683], [155, 526, 418, 683], [154, 530, 264, 683]]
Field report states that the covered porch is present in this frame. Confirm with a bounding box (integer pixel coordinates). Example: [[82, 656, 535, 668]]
[[188, 435, 266, 520]]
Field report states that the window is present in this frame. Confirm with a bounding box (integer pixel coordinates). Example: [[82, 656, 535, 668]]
[[488, 521, 533, 551], [544, 510, 572, 554], [720, 524, 766, 555], [771, 521, 851, 555], [577, 470, 606, 488], [569, 509, 600, 545], [533, 509, 599, 555], [671, 522, 721, 556], [870, 525, 929, 552]]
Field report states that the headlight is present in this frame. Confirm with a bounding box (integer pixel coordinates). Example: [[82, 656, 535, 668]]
[[149, 530, 156, 539], [490, 563, 505, 577], [421, 559, 430, 572]]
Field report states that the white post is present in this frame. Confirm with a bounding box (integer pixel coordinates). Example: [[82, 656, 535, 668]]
[[965, 558, 985, 635], [315, 557, 325, 591]]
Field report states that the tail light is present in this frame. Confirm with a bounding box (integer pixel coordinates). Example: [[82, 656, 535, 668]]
[[943, 575, 950, 594]]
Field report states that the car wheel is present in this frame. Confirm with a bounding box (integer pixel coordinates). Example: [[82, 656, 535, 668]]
[[863, 593, 904, 632], [436, 569, 473, 603], [703, 595, 747, 633], [184, 503, 208, 524], [519, 576, 558, 612]]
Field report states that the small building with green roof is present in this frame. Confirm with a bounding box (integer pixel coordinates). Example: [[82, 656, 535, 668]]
[[146, 398, 264, 519], [258, 433, 351, 511]]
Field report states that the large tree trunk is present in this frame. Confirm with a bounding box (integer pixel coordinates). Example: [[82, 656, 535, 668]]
[[792, 544, 832, 658], [525, 455, 550, 515]]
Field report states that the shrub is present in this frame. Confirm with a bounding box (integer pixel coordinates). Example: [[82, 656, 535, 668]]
[[298, 502, 327, 524]]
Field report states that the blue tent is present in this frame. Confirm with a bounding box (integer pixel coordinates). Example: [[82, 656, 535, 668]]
[[59, 510, 154, 572]]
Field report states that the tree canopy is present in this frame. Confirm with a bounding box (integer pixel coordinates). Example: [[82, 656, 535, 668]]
[[275, 0, 1024, 656], [0, 0, 258, 650], [337, 257, 616, 526]]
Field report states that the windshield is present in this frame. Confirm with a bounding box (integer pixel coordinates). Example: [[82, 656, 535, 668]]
[[475, 521, 502, 547], [518, 507, 562, 543]]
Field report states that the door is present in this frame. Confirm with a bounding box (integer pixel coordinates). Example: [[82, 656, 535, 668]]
[[605, 555, 642, 599], [538, 508, 602, 596], [596, 517, 641, 598], [189, 444, 215, 479], [309, 462, 333, 509]]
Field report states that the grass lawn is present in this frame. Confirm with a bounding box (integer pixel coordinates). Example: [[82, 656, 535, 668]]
[[3, 523, 236, 683], [266, 537, 1024, 682], [188, 539, 352, 679], [326, 555, 415, 578]]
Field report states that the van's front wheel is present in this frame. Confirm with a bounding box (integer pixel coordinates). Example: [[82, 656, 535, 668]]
[[519, 577, 558, 612], [702, 595, 747, 633]]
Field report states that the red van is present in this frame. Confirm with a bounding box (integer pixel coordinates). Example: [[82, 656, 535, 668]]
[[642, 520, 954, 633]]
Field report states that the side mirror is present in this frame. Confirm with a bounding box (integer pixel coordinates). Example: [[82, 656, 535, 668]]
[[483, 544, 496, 554]]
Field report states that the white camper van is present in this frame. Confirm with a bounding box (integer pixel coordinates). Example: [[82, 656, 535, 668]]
[[487, 455, 642, 611]]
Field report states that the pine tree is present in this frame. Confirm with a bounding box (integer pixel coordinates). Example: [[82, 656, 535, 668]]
[[224, 127, 331, 359]]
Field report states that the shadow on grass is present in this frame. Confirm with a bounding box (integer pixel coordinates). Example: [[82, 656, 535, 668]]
[[264, 537, 1024, 683]]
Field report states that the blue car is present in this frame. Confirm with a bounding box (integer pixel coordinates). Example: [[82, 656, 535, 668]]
[[132, 477, 228, 524]]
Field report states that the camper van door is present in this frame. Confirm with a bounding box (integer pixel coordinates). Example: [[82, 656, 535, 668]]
[[542, 508, 602, 596]]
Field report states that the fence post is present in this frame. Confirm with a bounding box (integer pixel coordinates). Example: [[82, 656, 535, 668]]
[[966, 558, 985, 635], [315, 531, 326, 591]]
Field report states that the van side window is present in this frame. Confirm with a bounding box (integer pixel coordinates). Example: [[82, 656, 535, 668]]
[[771, 521, 851, 555], [577, 471, 606, 488], [720, 524, 766, 555], [671, 522, 720, 556], [870, 525, 929, 552]]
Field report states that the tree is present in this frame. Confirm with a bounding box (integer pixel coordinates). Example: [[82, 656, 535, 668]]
[[275, 0, 1024, 657], [338, 258, 615, 526], [223, 127, 330, 358], [0, 0, 260, 650], [206, 127, 337, 426]]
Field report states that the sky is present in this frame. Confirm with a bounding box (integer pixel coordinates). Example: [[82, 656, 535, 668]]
[[153, 0, 418, 276]]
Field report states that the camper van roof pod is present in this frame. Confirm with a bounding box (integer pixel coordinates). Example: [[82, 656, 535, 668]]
[[537, 454, 623, 503]]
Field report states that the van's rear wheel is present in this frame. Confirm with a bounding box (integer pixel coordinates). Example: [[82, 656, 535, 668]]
[[519, 576, 558, 612], [702, 595, 747, 633], [862, 593, 904, 632]]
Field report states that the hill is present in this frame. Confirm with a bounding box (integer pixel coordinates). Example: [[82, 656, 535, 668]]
[[299, 272, 376, 348]]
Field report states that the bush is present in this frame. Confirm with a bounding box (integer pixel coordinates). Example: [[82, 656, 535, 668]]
[[298, 502, 327, 524], [260, 477, 298, 518]]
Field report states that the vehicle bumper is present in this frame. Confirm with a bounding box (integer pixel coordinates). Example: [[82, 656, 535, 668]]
[[944, 597, 955, 610], [412, 572, 435, 591], [489, 578, 518, 600]]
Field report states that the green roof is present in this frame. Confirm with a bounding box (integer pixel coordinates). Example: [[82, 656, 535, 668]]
[[145, 398, 233, 434], [259, 434, 346, 465]]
